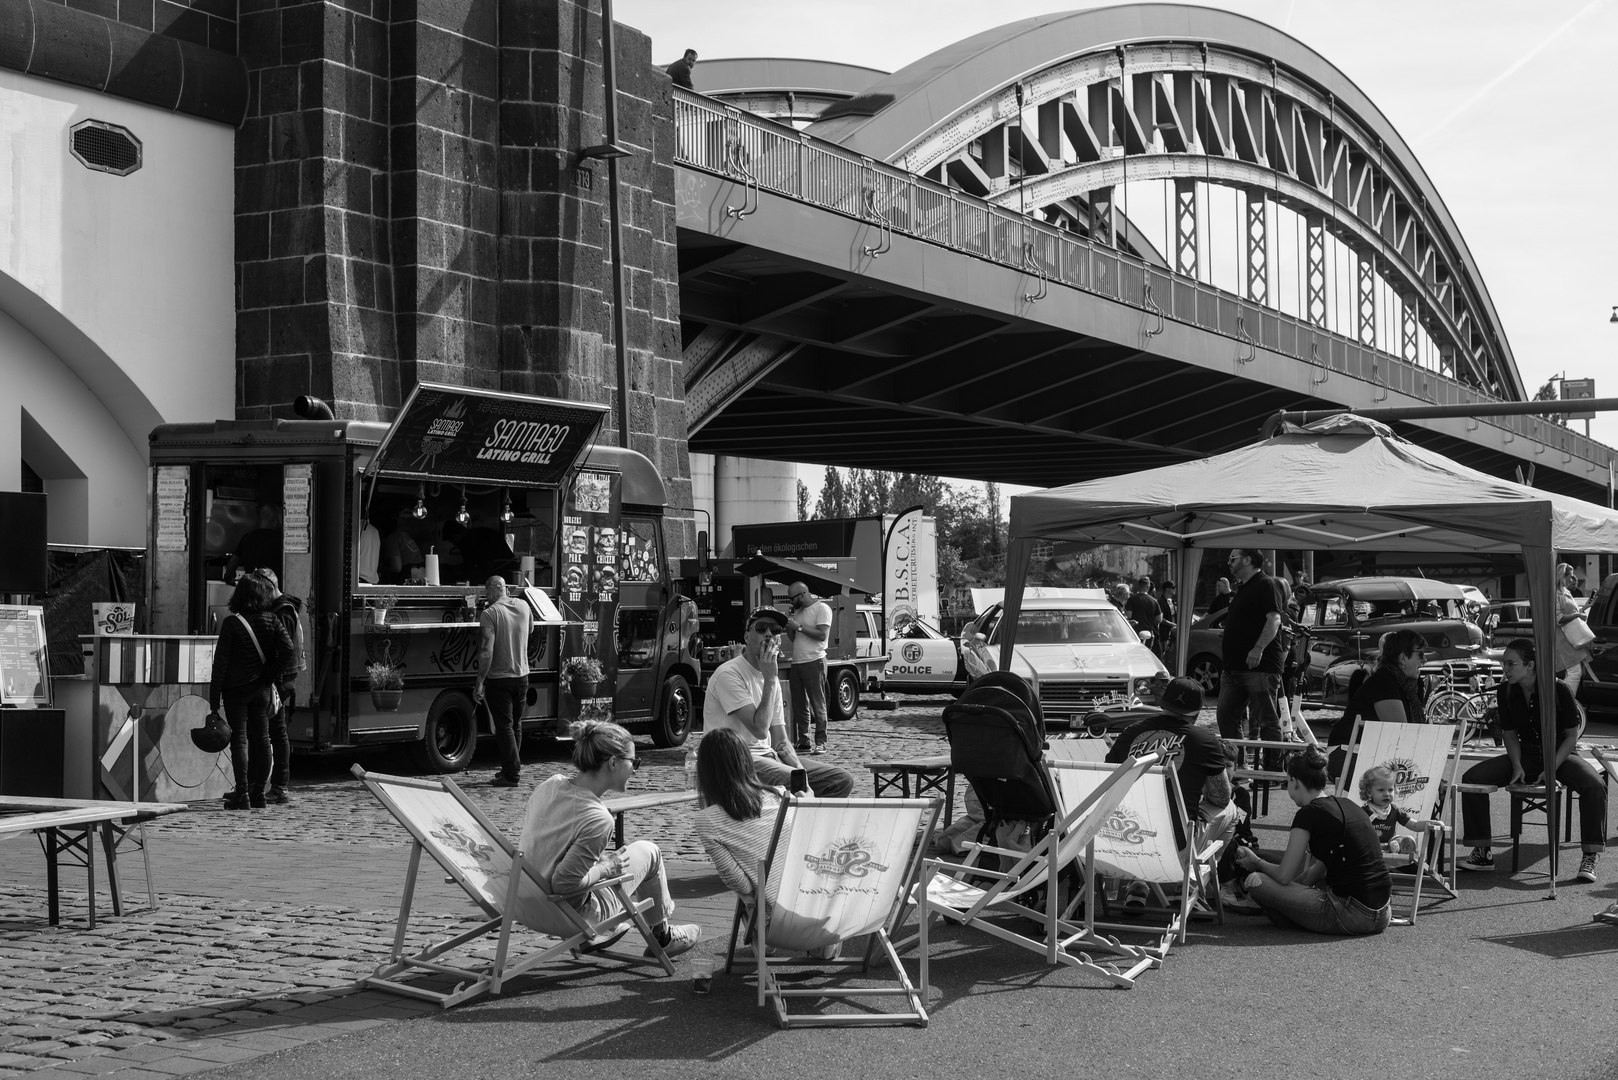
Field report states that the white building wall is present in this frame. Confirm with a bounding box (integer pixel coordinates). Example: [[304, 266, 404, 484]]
[[0, 69, 235, 544]]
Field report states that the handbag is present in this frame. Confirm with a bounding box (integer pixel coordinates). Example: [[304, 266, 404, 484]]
[[235, 614, 283, 713]]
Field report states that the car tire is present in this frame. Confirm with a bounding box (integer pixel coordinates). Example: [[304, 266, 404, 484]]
[[1188, 654, 1222, 695], [410, 692, 479, 774], [650, 674, 693, 749], [828, 668, 861, 721]]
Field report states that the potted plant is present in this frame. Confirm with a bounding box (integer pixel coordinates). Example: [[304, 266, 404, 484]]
[[368, 593, 397, 626], [367, 661, 404, 711], [560, 655, 605, 703]]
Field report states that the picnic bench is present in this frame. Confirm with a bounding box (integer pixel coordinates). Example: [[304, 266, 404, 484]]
[[0, 796, 188, 927], [865, 756, 955, 827], [601, 789, 698, 848]]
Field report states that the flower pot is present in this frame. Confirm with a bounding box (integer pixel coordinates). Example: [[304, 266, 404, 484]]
[[371, 689, 403, 711], [372, 609, 389, 625]]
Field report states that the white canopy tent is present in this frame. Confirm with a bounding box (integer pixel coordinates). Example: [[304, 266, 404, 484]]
[[1000, 416, 1618, 895]]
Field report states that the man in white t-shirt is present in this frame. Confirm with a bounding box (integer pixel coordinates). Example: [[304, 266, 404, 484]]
[[702, 606, 854, 797], [783, 582, 833, 754]]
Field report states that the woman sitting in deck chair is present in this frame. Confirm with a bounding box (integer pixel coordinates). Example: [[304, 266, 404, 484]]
[[695, 729, 840, 960], [516, 721, 701, 958]]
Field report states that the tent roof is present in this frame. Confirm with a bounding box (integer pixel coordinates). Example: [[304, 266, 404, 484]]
[[1008, 416, 1618, 553]]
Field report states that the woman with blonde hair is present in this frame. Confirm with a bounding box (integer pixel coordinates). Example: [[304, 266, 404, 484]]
[[514, 721, 700, 957]]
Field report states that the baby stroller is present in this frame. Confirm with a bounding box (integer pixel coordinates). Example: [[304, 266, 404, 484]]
[[941, 672, 1057, 850]]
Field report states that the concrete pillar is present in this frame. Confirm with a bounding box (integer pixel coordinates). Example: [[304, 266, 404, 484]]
[[713, 455, 796, 556], [690, 451, 715, 553]]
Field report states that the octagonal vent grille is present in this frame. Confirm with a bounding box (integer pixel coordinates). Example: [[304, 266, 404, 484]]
[[71, 120, 142, 176]]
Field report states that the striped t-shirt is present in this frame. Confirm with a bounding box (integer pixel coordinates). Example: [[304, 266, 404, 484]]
[[695, 789, 793, 906]]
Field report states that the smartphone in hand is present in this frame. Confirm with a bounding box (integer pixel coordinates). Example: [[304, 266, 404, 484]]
[[789, 768, 809, 794]]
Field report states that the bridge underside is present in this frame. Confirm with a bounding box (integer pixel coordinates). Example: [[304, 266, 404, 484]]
[[680, 229, 1604, 499]]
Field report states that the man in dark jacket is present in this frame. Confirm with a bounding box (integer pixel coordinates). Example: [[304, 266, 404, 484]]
[[256, 570, 305, 805], [666, 48, 697, 89]]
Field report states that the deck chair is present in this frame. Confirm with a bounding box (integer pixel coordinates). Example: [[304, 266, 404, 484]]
[[724, 796, 940, 1028], [1333, 721, 1463, 922], [921, 753, 1162, 989], [1046, 759, 1225, 959], [353, 766, 674, 1008]]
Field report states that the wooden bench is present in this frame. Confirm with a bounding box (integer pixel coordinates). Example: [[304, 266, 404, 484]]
[[865, 756, 955, 827], [0, 797, 188, 927], [601, 789, 698, 849]]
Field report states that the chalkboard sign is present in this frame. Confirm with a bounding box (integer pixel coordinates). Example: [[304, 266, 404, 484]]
[[0, 605, 50, 707]]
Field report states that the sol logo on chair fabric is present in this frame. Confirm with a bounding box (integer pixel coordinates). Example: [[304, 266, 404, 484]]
[[804, 838, 890, 879]]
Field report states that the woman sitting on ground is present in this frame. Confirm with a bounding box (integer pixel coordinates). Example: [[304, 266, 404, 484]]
[[1233, 746, 1393, 936], [694, 728, 838, 959], [515, 721, 700, 957], [1326, 629, 1427, 778]]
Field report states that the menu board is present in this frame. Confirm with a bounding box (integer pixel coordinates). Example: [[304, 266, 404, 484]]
[[283, 464, 312, 555], [0, 605, 50, 706], [558, 470, 622, 726], [155, 466, 189, 552]]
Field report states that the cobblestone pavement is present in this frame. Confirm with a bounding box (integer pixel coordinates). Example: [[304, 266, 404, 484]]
[[0, 695, 1430, 1079]]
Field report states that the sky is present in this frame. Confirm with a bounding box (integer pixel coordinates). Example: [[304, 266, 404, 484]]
[[619, 0, 1618, 496]]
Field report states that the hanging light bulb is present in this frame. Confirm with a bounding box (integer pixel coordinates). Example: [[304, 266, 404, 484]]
[[499, 490, 514, 525], [412, 482, 428, 520], [455, 486, 471, 526]]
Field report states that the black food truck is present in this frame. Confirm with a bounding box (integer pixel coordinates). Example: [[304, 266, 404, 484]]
[[146, 384, 700, 772]]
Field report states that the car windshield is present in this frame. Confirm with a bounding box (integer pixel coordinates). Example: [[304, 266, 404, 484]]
[[1355, 597, 1465, 623], [992, 606, 1139, 645]]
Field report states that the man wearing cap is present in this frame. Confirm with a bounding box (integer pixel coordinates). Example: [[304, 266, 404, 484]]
[[702, 607, 855, 797], [1107, 676, 1243, 860], [254, 569, 304, 805]]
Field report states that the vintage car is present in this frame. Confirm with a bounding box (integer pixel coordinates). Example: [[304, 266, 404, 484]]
[[1579, 573, 1618, 717], [1183, 576, 1485, 699], [881, 613, 969, 695], [967, 588, 1170, 727]]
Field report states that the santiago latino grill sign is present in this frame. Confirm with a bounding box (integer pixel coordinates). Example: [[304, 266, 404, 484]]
[[372, 384, 609, 487]]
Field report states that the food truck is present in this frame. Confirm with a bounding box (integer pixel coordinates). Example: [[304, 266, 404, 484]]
[[145, 385, 700, 773]]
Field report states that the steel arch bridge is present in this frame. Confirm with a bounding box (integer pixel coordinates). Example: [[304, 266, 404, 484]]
[[676, 5, 1614, 497]]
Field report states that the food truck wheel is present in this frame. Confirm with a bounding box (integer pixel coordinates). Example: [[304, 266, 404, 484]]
[[828, 668, 861, 722], [650, 674, 694, 748], [410, 692, 479, 774]]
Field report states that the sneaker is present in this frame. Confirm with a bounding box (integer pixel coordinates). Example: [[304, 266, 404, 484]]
[[807, 941, 843, 961], [812, 742, 828, 756], [489, 774, 520, 788], [222, 792, 248, 811], [796, 741, 813, 753], [1123, 881, 1150, 909], [248, 792, 267, 809], [1577, 853, 1600, 884], [1457, 848, 1494, 872], [647, 923, 701, 959], [1592, 902, 1618, 925], [266, 787, 289, 805], [1219, 883, 1265, 915]]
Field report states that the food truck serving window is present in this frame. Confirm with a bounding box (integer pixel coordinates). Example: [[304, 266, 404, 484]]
[[363, 479, 556, 588]]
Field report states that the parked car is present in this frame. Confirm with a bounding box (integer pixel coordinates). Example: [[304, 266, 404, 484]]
[[967, 588, 1170, 728], [1580, 573, 1618, 716], [1182, 576, 1485, 699], [882, 613, 968, 695]]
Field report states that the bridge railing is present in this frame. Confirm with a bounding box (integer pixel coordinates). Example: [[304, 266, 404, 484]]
[[672, 91, 1609, 472]]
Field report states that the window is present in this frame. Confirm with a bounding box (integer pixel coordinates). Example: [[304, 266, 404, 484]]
[[1321, 597, 1348, 627], [616, 608, 660, 669], [619, 518, 663, 583]]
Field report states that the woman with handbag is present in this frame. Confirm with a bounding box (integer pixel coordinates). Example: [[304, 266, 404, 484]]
[[1557, 563, 1594, 693], [208, 571, 295, 810]]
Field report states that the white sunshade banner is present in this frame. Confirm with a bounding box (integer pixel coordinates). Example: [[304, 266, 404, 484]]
[[769, 803, 925, 951]]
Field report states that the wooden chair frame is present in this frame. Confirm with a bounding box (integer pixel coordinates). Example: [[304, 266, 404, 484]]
[[354, 766, 674, 1009]]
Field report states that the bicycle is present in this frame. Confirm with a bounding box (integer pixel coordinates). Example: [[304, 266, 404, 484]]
[[1422, 657, 1500, 747]]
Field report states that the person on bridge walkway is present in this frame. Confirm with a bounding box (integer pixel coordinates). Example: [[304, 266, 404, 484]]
[[702, 606, 855, 798], [666, 48, 697, 89], [1215, 549, 1286, 773], [785, 582, 833, 754]]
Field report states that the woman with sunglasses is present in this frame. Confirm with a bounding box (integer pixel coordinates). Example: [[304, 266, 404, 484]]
[[1232, 746, 1393, 935], [514, 721, 701, 957]]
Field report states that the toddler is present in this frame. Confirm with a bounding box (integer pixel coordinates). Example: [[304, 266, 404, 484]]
[[1359, 765, 1439, 858]]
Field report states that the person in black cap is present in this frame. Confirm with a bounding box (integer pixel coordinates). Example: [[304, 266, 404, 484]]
[[700, 606, 854, 797], [1107, 676, 1252, 908]]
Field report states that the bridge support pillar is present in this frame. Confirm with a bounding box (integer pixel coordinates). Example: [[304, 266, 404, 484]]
[[1245, 191, 1267, 304], [1174, 179, 1198, 278], [693, 453, 798, 557], [1305, 215, 1327, 328]]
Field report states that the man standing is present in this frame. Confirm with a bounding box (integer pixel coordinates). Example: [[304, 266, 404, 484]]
[[1156, 580, 1178, 658], [255, 569, 304, 805], [473, 575, 531, 787], [703, 607, 854, 796], [784, 582, 833, 754], [1217, 550, 1286, 769], [1125, 577, 1161, 647], [665, 48, 697, 89]]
